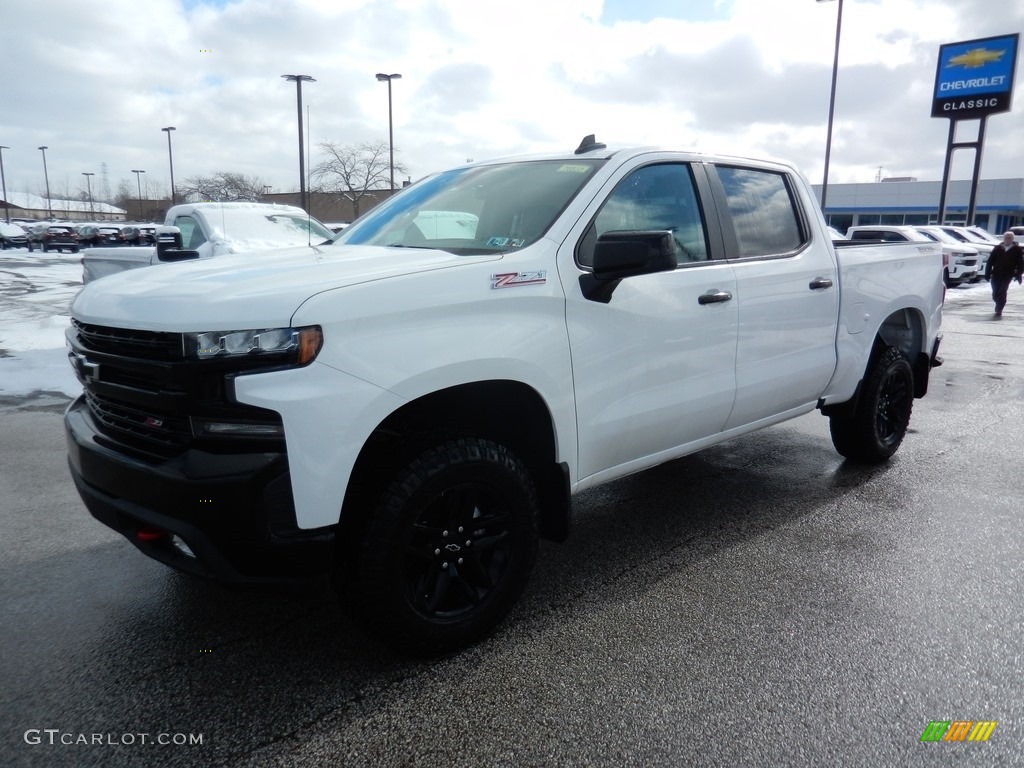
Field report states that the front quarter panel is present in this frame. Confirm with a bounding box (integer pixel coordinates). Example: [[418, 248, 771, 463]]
[[237, 244, 575, 529]]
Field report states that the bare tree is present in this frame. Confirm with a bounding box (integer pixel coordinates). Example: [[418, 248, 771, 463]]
[[177, 171, 270, 203], [114, 180, 134, 212], [311, 141, 407, 218]]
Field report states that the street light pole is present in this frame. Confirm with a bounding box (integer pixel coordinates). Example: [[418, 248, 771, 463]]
[[162, 127, 176, 204], [817, 0, 844, 217], [132, 170, 145, 219], [82, 172, 95, 218], [281, 74, 316, 212], [38, 146, 53, 219], [0, 146, 9, 224], [375, 73, 402, 192]]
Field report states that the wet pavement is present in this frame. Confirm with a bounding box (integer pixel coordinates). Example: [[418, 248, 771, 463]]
[[1, 282, 1022, 767]]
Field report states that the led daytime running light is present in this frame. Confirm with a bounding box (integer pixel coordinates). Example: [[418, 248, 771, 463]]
[[189, 326, 322, 363]]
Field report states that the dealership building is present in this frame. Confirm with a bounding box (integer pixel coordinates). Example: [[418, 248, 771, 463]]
[[814, 176, 1024, 236]]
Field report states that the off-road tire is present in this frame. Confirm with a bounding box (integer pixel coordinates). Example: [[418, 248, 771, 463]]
[[829, 345, 914, 464], [344, 438, 539, 655]]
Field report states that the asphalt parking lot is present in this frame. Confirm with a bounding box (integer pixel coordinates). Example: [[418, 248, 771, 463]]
[[1, 281, 1022, 767]]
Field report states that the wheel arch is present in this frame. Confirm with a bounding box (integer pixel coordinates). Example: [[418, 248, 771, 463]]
[[823, 306, 929, 417], [339, 380, 571, 557], [875, 306, 931, 398]]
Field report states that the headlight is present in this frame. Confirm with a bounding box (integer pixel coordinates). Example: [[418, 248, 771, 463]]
[[184, 325, 322, 364]]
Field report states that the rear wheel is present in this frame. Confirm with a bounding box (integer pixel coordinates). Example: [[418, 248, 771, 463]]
[[343, 438, 539, 655], [829, 346, 914, 464]]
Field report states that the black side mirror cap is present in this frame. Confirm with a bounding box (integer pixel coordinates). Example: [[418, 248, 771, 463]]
[[579, 230, 677, 303], [155, 225, 199, 262]]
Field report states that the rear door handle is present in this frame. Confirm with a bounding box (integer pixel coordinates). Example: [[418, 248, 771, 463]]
[[698, 290, 733, 305], [809, 277, 834, 290]]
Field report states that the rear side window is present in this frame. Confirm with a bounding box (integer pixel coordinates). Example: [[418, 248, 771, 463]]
[[717, 166, 804, 257]]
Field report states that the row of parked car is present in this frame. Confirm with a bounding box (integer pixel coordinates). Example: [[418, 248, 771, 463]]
[[843, 223, 1009, 287], [0, 220, 157, 253]]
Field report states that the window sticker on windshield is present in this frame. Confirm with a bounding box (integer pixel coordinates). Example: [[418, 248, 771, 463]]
[[486, 236, 527, 248], [557, 164, 591, 173], [491, 271, 547, 289]]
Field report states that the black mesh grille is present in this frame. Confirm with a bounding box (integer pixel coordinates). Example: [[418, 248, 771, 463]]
[[85, 391, 192, 449], [72, 319, 184, 360]]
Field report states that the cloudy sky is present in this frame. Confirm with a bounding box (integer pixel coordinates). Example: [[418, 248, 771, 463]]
[[2, 0, 1022, 206]]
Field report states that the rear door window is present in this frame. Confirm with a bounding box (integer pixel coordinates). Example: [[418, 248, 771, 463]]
[[715, 166, 805, 257]]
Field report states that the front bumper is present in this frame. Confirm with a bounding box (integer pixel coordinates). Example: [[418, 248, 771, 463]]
[[65, 396, 335, 584]]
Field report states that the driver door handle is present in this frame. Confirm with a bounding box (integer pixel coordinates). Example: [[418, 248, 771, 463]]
[[698, 290, 733, 305], [809, 277, 834, 290]]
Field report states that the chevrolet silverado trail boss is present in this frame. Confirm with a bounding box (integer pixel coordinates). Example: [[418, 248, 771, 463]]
[[65, 137, 944, 654]]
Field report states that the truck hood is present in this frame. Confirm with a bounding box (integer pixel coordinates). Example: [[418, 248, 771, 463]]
[[70, 243, 503, 331]]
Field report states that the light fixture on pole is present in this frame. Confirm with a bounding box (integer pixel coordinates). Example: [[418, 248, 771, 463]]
[[375, 73, 402, 191], [82, 172, 95, 217], [0, 146, 9, 224], [817, 0, 844, 217], [162, 127, 176, 204], [281, 74, 316, 212], [38, 146, 53, 219], [132, 170, 145, 219]]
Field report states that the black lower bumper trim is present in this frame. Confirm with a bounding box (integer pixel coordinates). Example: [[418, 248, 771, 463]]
[[65, 396, 335, 584]]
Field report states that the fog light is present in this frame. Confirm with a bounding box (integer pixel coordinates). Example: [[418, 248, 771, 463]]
[[193, 420, 284, 437], [171, 536, 195, 558]]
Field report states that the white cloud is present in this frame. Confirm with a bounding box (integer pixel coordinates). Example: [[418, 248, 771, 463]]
[[2, 0, 1021, 203]]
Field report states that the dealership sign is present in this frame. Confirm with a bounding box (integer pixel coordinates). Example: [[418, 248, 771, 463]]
[[932, 33, 1019, 118]]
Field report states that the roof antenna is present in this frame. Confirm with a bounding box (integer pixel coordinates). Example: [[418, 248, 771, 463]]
[[574, 134, 606, 155]]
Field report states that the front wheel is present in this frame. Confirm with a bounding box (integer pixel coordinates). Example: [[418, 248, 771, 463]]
[[829, 346, 914, 464], [343, 438, 539, 655]]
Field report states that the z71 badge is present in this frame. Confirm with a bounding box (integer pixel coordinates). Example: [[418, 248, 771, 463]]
[[491, 271, 547, 289]]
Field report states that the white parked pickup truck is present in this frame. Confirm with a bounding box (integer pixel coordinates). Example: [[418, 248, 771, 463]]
[[81, 201, 335, 283], [65, 137, 944, 654]]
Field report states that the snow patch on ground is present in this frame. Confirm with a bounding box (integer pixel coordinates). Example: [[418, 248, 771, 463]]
[[0, 250, 83, 398]]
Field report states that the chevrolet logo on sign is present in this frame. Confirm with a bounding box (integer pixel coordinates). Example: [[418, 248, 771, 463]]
[[932, 33, 1019, 118], [948, 47, 1005, 69]]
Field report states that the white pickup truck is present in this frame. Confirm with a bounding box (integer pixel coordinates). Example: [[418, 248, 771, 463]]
[[65, 137, 944, 653], [81, 201, 335, 283]]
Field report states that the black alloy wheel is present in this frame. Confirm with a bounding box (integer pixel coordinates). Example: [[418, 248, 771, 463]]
[[344, 438, 539, 655], [829, 345, 914, 464]]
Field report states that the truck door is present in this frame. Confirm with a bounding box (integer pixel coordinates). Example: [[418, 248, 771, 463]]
[[707, 164, 839, 429], [559, 159, 738, 485]]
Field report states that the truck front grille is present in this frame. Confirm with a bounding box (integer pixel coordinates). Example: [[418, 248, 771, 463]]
[[68, 320, 284, 457], [72, 319, 184, 361], [85, 391, 193, 449]]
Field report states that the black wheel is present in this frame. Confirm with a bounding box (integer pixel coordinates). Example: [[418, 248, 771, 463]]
[[829, 346, 914, 464], [343, 438, 539, 655]]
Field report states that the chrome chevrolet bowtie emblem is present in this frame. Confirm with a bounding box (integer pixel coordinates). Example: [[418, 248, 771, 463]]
[[72, 352, 100, 382]]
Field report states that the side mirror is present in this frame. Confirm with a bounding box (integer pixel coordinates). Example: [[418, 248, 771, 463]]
[[580, 230, 677, 303], [155, 225, 199, 263]]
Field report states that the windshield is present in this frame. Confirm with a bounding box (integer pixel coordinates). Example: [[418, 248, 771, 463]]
[[919, 228, 961, 246], [265, 214, 334, 243], [334, 159, 606, 255], [939, 227, 970, 243]]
